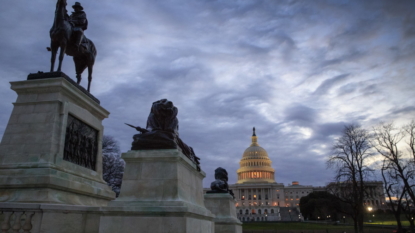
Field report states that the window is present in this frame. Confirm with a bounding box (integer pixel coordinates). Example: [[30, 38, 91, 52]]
[[245, 209, 249, 214], [258, 195, 262, 200], [239, 210, 242, 214], [258, 209, 262, 214], [253, 195, 257, 200], [271, 209, 274, 214], [242, 195, 245, 200], [248, 195, 251, 200], [265, 194, 268, 200]]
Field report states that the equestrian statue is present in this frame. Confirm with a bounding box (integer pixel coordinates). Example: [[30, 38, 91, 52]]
[[48, 1, 97, 92]]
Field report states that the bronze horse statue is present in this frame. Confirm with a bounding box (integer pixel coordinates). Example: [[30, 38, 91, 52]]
[[48, 0, 97, 92]]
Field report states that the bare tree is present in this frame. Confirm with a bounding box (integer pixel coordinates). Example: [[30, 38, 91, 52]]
[[381, 160, 406, 232], [327, 124, 374, 233], [404, 120, 415, 162], [403, 189, 415, 233], [102, 135, 125, 197], [373, 122, 415, 233]]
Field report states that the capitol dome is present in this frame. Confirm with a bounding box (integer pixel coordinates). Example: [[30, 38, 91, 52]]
[[236, 128, 276, 184]]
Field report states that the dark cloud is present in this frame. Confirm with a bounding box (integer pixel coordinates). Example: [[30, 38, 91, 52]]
[[0, 0, 414, 188], [284, 104, 318, 126], [391, 106, 415, 115], [313, 122, 346, 140], [313, 74, 350, 96]]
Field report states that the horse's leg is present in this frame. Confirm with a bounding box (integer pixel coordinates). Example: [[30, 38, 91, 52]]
[[57, 41, 66, 72], [50, 42, 59, 72], [73, 56, 87, 85], [73, 56, 81, 84], [87, 63, 93, 92]]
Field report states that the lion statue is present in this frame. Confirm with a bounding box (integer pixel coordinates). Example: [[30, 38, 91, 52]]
[[128, 99, 200, 170], [207, 167, 234, 198]]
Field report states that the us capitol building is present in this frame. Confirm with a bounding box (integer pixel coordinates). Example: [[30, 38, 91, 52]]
[[225, 128, 385, 222]]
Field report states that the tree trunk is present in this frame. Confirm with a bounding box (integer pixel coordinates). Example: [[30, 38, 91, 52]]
[[409, 220, 415, 233], [395, 213, 402, 233], [353, 216, 358, 233], [357, 211, 364, 233]]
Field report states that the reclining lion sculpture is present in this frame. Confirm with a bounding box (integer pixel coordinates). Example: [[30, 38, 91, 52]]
[[127, 99, 200, 170]]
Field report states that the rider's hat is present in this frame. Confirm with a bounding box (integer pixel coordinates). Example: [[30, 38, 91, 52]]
[[72, 2, 84, 10]]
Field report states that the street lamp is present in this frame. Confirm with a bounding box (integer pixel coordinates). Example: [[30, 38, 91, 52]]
[[367, 207, 373, 222]]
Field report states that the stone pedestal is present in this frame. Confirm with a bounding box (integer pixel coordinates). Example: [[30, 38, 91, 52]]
[[204, 193, 242, 233], [100, 149, 215, 233], [0, 75, 115, 206]]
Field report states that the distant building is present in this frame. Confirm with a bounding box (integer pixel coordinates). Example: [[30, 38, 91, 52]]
[[326, 181, 387, 210], [206, 128, 386, 222], [228, 128, 325, 222]]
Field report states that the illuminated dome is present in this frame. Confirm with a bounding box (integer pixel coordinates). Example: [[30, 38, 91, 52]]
[[236, 127, 276, 184]]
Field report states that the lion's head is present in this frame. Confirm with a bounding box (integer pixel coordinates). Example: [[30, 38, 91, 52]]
[[146, 99, 179, 134]]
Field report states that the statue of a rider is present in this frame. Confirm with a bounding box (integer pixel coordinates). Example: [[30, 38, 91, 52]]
[[69, 2, 88, 50]]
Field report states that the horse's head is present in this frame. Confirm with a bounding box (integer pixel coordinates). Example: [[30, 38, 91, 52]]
[[56, 0, 67, 10], [54, 0, 69, 21]]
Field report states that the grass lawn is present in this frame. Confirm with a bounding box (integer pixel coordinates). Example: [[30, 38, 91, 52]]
[[243, 222, 354, 231], [243, 221, 413, 233], [365, 220, 411, 226]]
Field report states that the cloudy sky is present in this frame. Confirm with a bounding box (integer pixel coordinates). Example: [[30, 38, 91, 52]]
[[0, 0, 414, 188]]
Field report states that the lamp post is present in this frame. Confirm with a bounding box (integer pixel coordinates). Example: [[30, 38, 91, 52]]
[[367, 206, 373, 222]]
